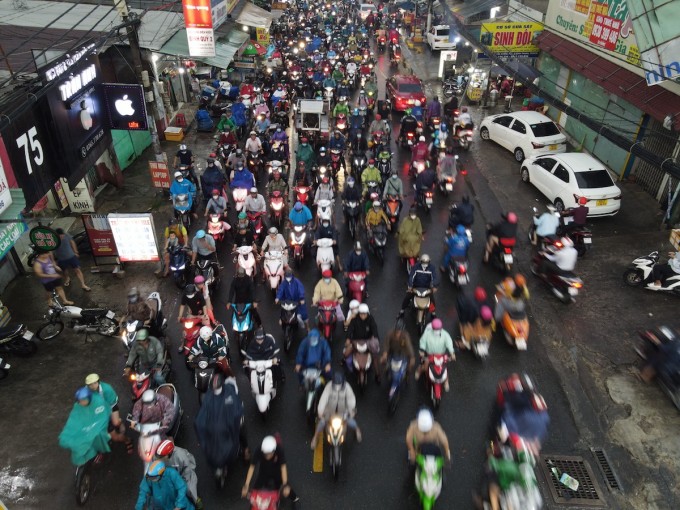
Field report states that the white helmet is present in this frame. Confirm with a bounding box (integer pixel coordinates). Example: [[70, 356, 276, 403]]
[[417, 409, 433, 433], [142, 389, 155, 404], [419, 136, 426, 142], [261, 435, 277, 454], [358, 303, 370, 314], [349, 299, 360, 311], [415, 100, 421, 107], [199, 326, 212, 341]]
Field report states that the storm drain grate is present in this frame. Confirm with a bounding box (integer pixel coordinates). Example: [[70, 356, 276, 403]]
[[539, 454, 607, 507], [591, 448, 622, 491]]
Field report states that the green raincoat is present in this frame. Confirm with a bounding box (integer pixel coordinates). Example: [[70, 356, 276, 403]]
[[59, 392, 111, 466]]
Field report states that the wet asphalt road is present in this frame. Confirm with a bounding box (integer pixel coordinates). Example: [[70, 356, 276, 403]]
[[0, 48, 582, 510]]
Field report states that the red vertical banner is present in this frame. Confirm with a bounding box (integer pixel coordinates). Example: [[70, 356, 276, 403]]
[[82, 214, 119, 257], [149, 161, 171, 189], [183, 0, 216, 57]]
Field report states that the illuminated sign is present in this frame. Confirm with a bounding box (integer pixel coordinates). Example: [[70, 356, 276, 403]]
[[101, 84, 149, 131], [108, 213, 159, 262], [183, 0, 216, 57], [479, 22, 542, 57]]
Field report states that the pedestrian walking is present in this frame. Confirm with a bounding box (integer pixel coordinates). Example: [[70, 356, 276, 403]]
[[33, 250, 73, 305], [54, 228, 90, 291]]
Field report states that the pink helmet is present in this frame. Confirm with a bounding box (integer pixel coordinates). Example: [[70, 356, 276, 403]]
[[431, 318, 443, 330], [480, 305, 493, 322]]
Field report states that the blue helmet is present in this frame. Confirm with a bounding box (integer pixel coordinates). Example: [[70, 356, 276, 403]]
[[294, 201, 303, 211], [195, 229, 206, 239], [440, 123, 447, 133], [309, 328, 320, 338], [147, 460, 166, 478], [456, 224, 466, 236], [74, 386, 92, 401], [353, 108, 359, 115]]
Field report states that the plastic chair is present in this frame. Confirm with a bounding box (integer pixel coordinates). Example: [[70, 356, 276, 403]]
[[175, 113, 187, 127]]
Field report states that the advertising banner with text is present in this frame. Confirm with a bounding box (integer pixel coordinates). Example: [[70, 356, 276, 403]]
[[183, 0, 216, 57], [108, 213, 159, 262], [82, 214, 118, 258], [479, 22, 542, 57]]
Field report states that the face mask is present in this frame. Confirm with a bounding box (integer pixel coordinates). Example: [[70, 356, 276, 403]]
[[348, 182, 354, 188], [285, 277, 293, 282], [177, 178, 184, 183], [213, 387, 223, 395], [355, 250, 361, 255], [310, 337, 319, 347], [212, 195, 219, 200], [410, 214, 416, 219], [302, 143, 307, 146], [324, 278, 331, 284], [421, 264, 428, 270], [322, 222, 330, 227], [392, 174, 398, 179]]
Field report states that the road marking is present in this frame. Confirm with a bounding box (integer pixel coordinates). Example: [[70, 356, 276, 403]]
[[312, 435, 324, 472]]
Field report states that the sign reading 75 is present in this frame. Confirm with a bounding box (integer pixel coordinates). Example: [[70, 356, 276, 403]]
[[15, 126, 45, 175]]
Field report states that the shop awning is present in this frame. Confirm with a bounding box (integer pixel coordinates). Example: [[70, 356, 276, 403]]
[[443, 0, 504, 22], [536, 31, 680, 130], [234, 2, 273, 30], [158, 28, 249, 69]]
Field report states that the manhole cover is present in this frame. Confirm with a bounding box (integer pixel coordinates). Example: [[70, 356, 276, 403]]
[[539, 454, 607, 507]]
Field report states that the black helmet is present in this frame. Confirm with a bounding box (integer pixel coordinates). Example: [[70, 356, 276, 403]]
[[254, 328, 265, 341], [332, 371, 345, 389], [184, 284, 197, 296]]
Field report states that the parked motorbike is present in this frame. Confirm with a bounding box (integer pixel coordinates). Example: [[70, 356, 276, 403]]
[[317, 300, 338, 341], [530, 251, 583, 303], [37, 293, 117, 341], [0, 323, 37, 357], [234, 245, 257, 277], [427, 354, 449, 410], [168, 245, 191, 289], [242, 353, 279, 415], [128, 383, 182, 470], [623, 251, 680, 295], [636, 326, 680, 410]]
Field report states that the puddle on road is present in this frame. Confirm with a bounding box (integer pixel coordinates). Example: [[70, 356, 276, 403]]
[[0, 466, 35, 504]]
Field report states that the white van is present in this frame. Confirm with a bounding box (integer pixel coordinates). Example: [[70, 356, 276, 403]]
[[358, 3, 376, 20]]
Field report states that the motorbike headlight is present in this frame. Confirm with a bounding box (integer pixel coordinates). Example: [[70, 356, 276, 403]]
[[330, 417, 343, 431], [198, 360, 208, 369]]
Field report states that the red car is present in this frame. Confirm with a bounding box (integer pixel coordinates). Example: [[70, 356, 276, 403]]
[[387, 74, 427, 112]]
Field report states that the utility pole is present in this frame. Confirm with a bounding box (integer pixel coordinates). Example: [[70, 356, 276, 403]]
[[114, 0, 166, 163]]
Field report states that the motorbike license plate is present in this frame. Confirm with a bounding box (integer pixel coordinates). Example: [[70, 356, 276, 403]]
[[515, 339, 527, 350], [22, 330, 34, 340], [106, 310, 115, 319], [503, 253, 513, 264], [549, 144, 558, 150], [568, 287, 579, 296], [458, 275, 468, 285], [583, 237, 592, 244], [425, 197, 433, 205], [445, 183, 453, 191], [596, 199, 608, 206]]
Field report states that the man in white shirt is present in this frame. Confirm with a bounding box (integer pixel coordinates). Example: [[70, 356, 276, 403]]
[[541, 237, 577, 274], [245, 187, 267, 215], [245, 131, 263, 155]]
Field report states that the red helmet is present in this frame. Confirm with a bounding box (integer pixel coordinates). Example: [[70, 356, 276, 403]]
[[506, 212, 518, 224], [578, 196, 587, 206], [156, 439, 175, 457], [474, 286, 487, 303], [322, 269, 333, 278], [211, 188, 220, 195]]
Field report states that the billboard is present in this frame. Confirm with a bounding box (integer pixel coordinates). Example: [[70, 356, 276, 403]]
[[183, 0, 216, 57], [101, 84, 149, 130], [82, 214, 118, 257], [108, 213, 159, 262], [479, 22, 542, 57], [0, 152, 12, 215], [546, 0, 640, 67], [41, 52, 111, 187]]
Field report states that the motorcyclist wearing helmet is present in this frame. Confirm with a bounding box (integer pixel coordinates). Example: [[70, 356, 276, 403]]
[[494, 274, 530, 323], [448, 195, 474, 230], [361, 159, 382, 195], [173, 144, 195, 171], [242, 436, 299, 505], [289, 200, 313, 228], [540, 236, 578, 276], [122, 287, 152, 326], [368, 113, 388, 137], [333, 97, 350, 118], [412, 99, 424, 122], [295, 327, 332, 383], [531, 204, 560, 246], [276, 268, 309, 328], [205, 188, 228, 218], [329, 130, 347, 152], [312, 269, 344, 305], [314, 176, 335, 208], [316, 146, 331, 169], [349, 108, 365, 144], [426, 96, 442, 122], [155, 439, 200, 507], [399, 254, 440, 315], [437, 147, 458, 182], [483, 212, 518, 263], [399, 108, 418, 143], [440, 224, 470, 272], [560, 196, 589, 233], [135, 460, 194, 510], [311, 372, 362, 450], [130, 388, 175, 434], [383, 171, 404, 201], [193, 274, 216, 324], [245, 327, 283, 384], [343, 240, 370, 283], [365, 200, 391, 240], [412, 135, 429, 164], [356, 88, 370, 110], [342, 175, 362, 205], [456, 106, 472, 129], [226, 267, 262, 327], [343, 299, 361, 331], [233, 212, 257, 253], [201, 158, 226, 202], [313, 216, 340, 265], [405, 408, 451, 464], [415, 161, 437, 203], [381, 328, 416, 372], [266, 166, 289, 198], [226, 148, 246, 176], [261, 226, 288, 267], [189, 324, 230, 373], [398, 205, 423, 261], [124, 329, 166, 386], [337, 79, 352, 100], [191, 229, 217, 269], [59, 387, 112, 467], [170, 170, 197, 218], [344, 302, 382, 381], [296, 137, 316, 170], [245, 187, 267, 216], [230, 160, 256, 190], [416, 318, 456, 386]]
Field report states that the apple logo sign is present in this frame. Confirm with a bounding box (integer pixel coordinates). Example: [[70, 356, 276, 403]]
[[115, 95, 135, 116], [79, 100, 93, 131]]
